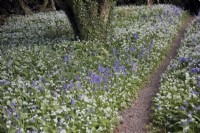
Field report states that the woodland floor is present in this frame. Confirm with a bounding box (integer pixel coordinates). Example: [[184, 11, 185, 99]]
[[114, 15, 195, 133]]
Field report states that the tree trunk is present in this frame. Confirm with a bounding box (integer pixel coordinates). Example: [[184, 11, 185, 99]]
[[49, 0, 56, 11], [39, 0, 49, 12], [55, 0, 113, 41], [18, 0, 33, 15], [147, 0, 153, 6]]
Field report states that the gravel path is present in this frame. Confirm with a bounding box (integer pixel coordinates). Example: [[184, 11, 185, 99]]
[[114, 16, 195, 133]]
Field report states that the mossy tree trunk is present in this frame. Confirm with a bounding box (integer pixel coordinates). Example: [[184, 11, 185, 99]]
[[18, 0, 33, 15], [55, 0, 114, 41], [39, 0, 49, 12]]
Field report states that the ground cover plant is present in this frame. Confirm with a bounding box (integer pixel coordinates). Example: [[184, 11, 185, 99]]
[[152, 12, 200, 132], [0, 5, 186, 132]]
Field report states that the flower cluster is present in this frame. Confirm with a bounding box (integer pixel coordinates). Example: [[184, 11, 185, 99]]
[[152, 12, 200, 132], [0, 5, 185, 132], [0, 11, 73, 46]]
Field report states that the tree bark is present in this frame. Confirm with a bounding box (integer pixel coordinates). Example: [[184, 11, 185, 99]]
[[147, 0, 153, 6], [18, 0, 33, 15], [50, 0, 56, 11], [39, 0, 49, 12], [55, 0, 113, 41]]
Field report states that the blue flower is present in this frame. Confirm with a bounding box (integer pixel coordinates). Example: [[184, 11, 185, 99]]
[[76, 75, 80, 80], [184, 101, 188, 106], [0, 80, 10, 86], [192, 90, 199, 95], [198, 81, 200, 88], [71, 99, 76, 106], [70, 80, 74, 89], [179, 57, 188, 63], [63, 54, 70, 62], [130, 47, 136, 52], [98, 66, 105, 73], [78, 94, 83, 100], [90, 73, 103, 85], [63, 84, 68, 89], [149, 39, 154, 50], [180, 106, 186, 111], [187, 117, 192, 124], [32, 80, 37, 87], [133, 32, 139, 40], [6, 109, 12, 115], [132, 62, 138, 72], [77, 82, 82, 90], [113, 48, 116, 56], [171, 64, 177, 69], [191, 68, 199, 74], [195, 106, 200, 111], [40, 77, 45, 83], [91, 108, 95, 113]]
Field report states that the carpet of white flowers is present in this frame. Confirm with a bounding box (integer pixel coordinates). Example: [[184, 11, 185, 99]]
[[152, 13, 200, 132], [0, 5, 185, 133]]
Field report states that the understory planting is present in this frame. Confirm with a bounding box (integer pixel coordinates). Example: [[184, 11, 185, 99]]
[[0, 5, 186, 132], [152, 13, 200, 132]]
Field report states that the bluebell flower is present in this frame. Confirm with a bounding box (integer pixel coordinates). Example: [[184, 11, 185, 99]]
[[90, 73, 103, 85], [78, 94, 83, 100], [38, 86, 41, 91], [195, 106, 200, 111], [188, 111, 192, 115], [149, 39, 154, 50], [63, 54, 70, 63], [115, 59, 120, 67], [171, 64, 177, 69], [112, 48, 116, 56], [76, 75, 80, 80], [6, 109, 12, 115], [132, 62, 138, 72], [40, 77, 45, 83], [180, 106, 186, 111], [70, 80, 74, 89], [130, 47, 136, 52], [91, 108, 95, 113], [98, 66, 105, 73], [32, 105, 37, 110], [32, 80, 37, 87], [63, 84, 68, 89], [187, 117, 192, 124], [71, 99, 76, 106], [192, 90, 199, 95], [133, 32, 139, 40], [179, 57, 188, 63], [191, 68, 199, 74], [0, 80, 10, 86], [16, 114, 20, 119], [16, 129, 22, 133], [198, 81, 200, 88], [184, 101, 188, 106], [77, 82, 82, 90]]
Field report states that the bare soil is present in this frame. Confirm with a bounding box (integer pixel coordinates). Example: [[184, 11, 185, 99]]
[[114, 15, 195, 133]]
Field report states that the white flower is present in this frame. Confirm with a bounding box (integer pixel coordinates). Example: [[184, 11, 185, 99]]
[[183, 126, 189, 133], [60, 129, 67, 133]]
